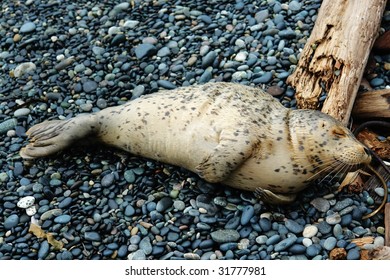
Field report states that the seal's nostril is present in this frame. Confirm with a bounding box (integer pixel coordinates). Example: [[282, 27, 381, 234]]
[[364, 147, 371, 155]]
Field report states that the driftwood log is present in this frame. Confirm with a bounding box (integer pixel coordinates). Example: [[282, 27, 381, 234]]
[[352, 89, 390, 119], [287, 0, 387, 125]]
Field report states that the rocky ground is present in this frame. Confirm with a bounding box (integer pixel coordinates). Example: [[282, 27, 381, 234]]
[[0, 0, 389, 260]]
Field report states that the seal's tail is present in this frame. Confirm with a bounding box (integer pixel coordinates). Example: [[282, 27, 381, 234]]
[[20, 114, 97, 159]]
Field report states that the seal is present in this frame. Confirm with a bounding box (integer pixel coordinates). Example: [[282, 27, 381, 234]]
[[20, 82, 371, 204]]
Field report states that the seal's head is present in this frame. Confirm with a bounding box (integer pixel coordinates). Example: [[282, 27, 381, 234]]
[[289, 110, 371, 180]]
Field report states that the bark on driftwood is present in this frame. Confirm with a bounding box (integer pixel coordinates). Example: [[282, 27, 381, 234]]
[[352, 89, 390, 119], [287, 0, 387, 125]]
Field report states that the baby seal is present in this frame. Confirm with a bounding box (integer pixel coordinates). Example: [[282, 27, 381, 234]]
[[20, 82, 371, 204]]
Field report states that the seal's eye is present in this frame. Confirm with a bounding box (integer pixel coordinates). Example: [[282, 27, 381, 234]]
[[332, 128, 346, 137]]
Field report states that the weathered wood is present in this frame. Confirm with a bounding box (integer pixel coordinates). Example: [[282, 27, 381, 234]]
[[287, 0, 387, 125], [352, 89, 390, 119], [386, 203, 390, 246], [355, 128, 390, 159]]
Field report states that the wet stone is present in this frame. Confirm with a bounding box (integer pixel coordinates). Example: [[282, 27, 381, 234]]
[[310, 197, 330, 212], [211, 229, 240, 243], [240, 205, 254, 226], [156, 197, 173, 213], [285, 219, 304, 234], [4, 214, 19, 230]]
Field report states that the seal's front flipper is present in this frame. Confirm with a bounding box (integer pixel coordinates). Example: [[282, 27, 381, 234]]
[[195, 128, 255, 183], [254, 187, 297, 205], [20, 114, 98, 159]]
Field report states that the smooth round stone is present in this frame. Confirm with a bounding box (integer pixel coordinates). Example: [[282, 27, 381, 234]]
[[289, 244, 306, 254], [326, 213, 341, 225], [266, 235, 281, 245], [124, 205, 135, 217], [139, 237, 152, 255], [333, 198, 353, 211], [317, 221, 332, 234], [167, 232, 179, 242], [17, 196, 35, 209], [54, 214, 71, 224], [370, 78, 384, 87], [219, 242, 238, 252], [374, 236, 384, 248], [374, 188, 385, 197], [156, 197, 173, 212], [302, 225, 318, 238], [310, 197, 330, 212], [82, 80, 98, 93], [0, 119, 17, 134], [130, 235, 141, 245], [14, 108, 31, 117], [26, 206, 37, 216], [210, 229, 240, 243], [202, 51, 217, 68], [256, 235, 268, 245], [333, 224, 343, 237], [58, 197, 72, 209], [259, 218, 271, 231], [4, 214, 19, 230], [157, 80, 176, 89], [240, 205, 254, 225], [84, 231, 101, 242], [235, 51, 248, 62], [225, 216, 240, 229], [306, 244, 321, 257], [101, 173, 115, 187], [347, 248, 360, 260], [274, 235, 297, 252], [173, 200, 185, 211], [352, 227, 368, 236], [20, 21, 36, 33], [198, 68, 212, 83], [323, 237, 337, 251], [128, 249, 146, 260], [157, 47, 171, 57], [279, 29, 296, 39], [285, 219, 304, 234], [134, 44, 157, 59], [302, 238, 313, 247], [13, 62, 37, 78], [124, 170, 136, 183], [38, 241, 50, 259], [253, 72, 273, 84]]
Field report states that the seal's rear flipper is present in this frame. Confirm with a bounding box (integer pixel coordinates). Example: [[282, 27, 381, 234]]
[[254, 187, 297, 205], [20, 114, 98, 159]]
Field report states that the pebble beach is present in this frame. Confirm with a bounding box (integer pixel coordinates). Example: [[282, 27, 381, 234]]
[[0, 0, 389, 260]]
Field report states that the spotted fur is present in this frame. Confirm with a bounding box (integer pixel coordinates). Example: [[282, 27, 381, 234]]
[[20, 82, 371, 204]]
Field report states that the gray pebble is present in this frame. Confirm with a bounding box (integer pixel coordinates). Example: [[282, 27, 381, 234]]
[[4, 214, 19, 229], [139, 237, 152, 255], [202, 51, 217, 68], [274, 235, 297, 252], [84, 231, 101, 242], [310, 197, 330, 212], [211, 229, 240, 243], [38, 240, 50, 259], [325, 212, 341, 225], [156, 197, 173, 212], [135, 44, 157, 59], [54, 214, 71, 224], [20, 21, 36, 33], [323, 237, 337, 251], [285, 219, 304, 234]]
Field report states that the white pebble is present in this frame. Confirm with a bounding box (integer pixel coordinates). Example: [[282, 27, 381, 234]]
[[302, 225, 318, 238], [374, 236, 385, 248], [17, 196, 35, 209], [235, 51, 248, 62], [13, 62, 36, 78], [302, 237, 313, 247], [26, 206, 37, 216]]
